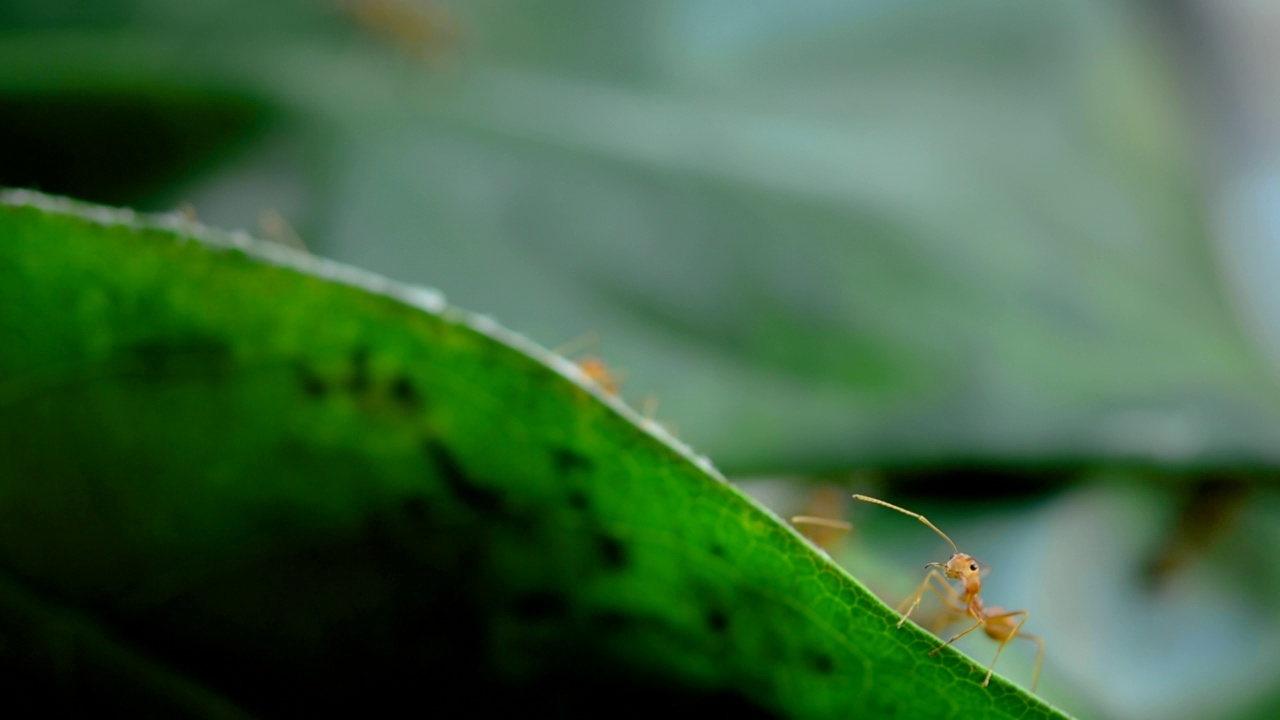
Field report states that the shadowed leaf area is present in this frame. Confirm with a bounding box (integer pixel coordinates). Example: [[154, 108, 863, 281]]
[[0, 192, 1070, 718]]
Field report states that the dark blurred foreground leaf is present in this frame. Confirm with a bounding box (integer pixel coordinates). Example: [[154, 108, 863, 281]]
[[0, 191, 1069, 718]]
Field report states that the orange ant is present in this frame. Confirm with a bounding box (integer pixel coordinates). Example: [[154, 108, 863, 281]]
[[342, 0, 462, 65], [555, 334, 627, 399], [556, 333, 672, 431], [576, 356, 624, 396], [794, 494, 1043, 691], [852, 495, 1043, 690]]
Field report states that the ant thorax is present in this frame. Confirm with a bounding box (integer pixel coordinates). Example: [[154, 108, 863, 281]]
[[969, 592, 986, 616]]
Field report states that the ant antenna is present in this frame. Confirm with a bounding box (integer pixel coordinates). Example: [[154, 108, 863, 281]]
[[852, 494, 958, 555], [553, 332, 600, 358]]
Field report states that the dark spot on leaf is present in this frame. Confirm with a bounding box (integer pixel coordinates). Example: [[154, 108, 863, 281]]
[[567, 490, 588, 511], [807, 651, 834, 675], [597, 533, 628, 570], [391, 374, 421, 410], [552, 447, 593, 475], [297, 364, 327, 398], [698, 691, 778, 720], [124, 335, 232, 381], [706, 608, 729, 634], [423, 439, 503, 514], [710, 544, 726, 558], [513, 592, 569, 622], [360, 512, 398, 554], [592, 610, 630, 632], [402, 494, 429, 521], [347, 347, 370, 393]]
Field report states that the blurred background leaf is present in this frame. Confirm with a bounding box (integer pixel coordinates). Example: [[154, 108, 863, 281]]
[[6, 0, 1280, 472], [4, 0, 1280, 718]]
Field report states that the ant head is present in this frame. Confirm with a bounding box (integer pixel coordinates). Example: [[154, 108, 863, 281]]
[[930, 553, 982, 585]]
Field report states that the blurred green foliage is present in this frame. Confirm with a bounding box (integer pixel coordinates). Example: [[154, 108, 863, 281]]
[[4, 0, 1280, 474]]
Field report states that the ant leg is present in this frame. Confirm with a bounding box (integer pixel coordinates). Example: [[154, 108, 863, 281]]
[[1018, 632, 1045, 692], [552, 332, 600, 357], [931, 607, 963, 635], [927, 571, 965, 606], [928, 618, 985, 656], [978, 610, 1030, 688], [895, 572, 934, 627], [790, 516, 853, 553], [790, 516, 853, 532], [921, 572, 966, 614], [641, 394, 658, 419], [920, 573, 968, 632], [896, 566, 957, 609], [897, 570, 965, 628]]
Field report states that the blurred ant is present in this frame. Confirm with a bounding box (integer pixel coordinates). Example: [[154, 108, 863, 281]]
[[341, 0, 461, 65], [555, 334, 675, 436], [576, 355, 624, 396], [555, 333, 626, 397], [794, 494, 1043, 691]]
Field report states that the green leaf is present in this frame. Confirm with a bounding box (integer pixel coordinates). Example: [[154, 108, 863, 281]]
[[0, 190, 1068, 718]]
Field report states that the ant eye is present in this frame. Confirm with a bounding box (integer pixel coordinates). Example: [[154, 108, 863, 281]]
[[969, 563, 978, 571]]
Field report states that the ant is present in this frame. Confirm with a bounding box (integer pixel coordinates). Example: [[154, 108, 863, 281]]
[[342, 0, 462, 66], [556, 333, 675, 433], [794, 494, 1043, 691], [576, 356, 624, 396], [555, 333, 627, 397]]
